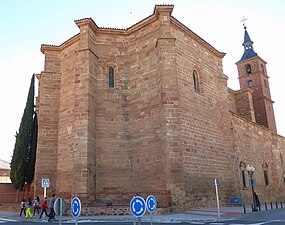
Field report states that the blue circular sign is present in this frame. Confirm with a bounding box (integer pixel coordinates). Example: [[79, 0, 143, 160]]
[[130, 196, 146, 217], [146, 195, 156, 213], [71, 197, 81, 218]]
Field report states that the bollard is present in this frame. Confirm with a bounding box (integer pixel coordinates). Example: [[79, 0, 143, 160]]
[[258, 204, 261, 211], [251, 204, 253, 212], [270, 202, 273, 209], [281, 202, 283, 208], [265, 202, 267, 210], [243, 204, 246, 214], [276, 202, 278, 209]]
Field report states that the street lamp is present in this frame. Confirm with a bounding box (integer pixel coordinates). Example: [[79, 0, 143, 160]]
[[246, 164, 258, 211]]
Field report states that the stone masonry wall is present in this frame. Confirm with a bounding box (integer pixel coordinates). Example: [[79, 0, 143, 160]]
[[231, 114, 285, 204], [56, 42, 77, 193], [35, 5, 285, 211], [35, 69, 61, 195], [172, 22, 238, 208]]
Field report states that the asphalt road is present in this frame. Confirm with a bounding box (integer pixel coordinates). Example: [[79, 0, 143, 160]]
[[2, 208, 285, 224]]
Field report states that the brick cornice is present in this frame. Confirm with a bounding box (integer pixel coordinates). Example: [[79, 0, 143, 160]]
[[41, 34, 79, 54], [41, 4, 225, 59], [170, 17, 226, 58]]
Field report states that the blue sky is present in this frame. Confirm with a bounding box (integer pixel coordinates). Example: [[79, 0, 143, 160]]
[[1, 0, 285, 162]]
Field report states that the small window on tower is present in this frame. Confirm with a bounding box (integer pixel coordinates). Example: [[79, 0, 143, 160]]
[[246, 64, 252, 74], [264, 79, 267, 88], [248, 80, 253, 87], [261, 64, 265, 73]]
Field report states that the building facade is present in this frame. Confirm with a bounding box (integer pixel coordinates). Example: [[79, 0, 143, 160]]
[[34, 5, 285, 210]]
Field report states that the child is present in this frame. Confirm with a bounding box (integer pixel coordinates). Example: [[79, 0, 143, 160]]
[[25, 197, 33, 219], [19, 198, 26, 218], [33, 196, 41, 215]]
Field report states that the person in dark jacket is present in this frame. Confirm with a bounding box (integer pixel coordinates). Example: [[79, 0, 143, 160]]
[[254, 192, 260, 208], [48, 194, 56, 222], [19, 198, 26, 218]]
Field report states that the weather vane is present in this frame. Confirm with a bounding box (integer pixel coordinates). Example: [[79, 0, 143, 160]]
[[241, 17, 248, 28]]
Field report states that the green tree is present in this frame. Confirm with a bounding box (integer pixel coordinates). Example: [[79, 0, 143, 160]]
[[25, 112, 38, 184], [10, 74, 37, 190]]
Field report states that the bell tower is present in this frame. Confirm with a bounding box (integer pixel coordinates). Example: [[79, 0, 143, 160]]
[[236, 22, 277, 133]]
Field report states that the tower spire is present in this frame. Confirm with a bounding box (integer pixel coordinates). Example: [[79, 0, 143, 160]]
[[236, 17, 277, 133], [239, 18, 257, 62]]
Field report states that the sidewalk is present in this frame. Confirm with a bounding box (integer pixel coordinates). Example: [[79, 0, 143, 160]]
[[0, 206, 250, 223]]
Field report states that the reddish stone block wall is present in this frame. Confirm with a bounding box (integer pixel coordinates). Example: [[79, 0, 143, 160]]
[[173, 24, 238, 208], [231, 114, 285, 203], [232, 89, 256, 122], [35, 70, 60, 195], [35, 5, 285, 211]]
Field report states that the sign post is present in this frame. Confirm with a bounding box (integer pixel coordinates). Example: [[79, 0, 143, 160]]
[[146, 195, 156, 225], [41, 178, 50, 198], [130, 196, 146, 225], [54, 197, 67, 225], [71, 197, 81, 225], [214, 179, 220, 218]]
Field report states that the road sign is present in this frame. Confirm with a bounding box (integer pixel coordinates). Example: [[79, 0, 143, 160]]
[[54, 198, 67, 216], [130, 196, 146, 217], [249, 178, 256, 186], [146, 195, 156, 213], [42, 178, 50, 188], [71, 197, 81, 218], [214, 179, 219, 186]]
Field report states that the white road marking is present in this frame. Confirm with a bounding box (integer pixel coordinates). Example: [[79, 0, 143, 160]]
[[0, 218, 19, 222]]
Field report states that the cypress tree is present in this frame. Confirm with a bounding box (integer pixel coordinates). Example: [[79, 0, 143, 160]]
[[26, 112, 38, 184], [10, 74, 36, 190]]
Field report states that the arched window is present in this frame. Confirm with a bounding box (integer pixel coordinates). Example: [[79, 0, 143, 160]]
[[109, 66, 114, 88], [246, 64, 252, 74], [240, 161, 247, 188], [248, 80, 253, 87], [262, 162, 269, 186], [261, 64, 265, 73], [193, 70, 200, 93]]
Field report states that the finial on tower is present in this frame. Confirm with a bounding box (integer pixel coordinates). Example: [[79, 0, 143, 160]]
[[241, 17, 248, 29]]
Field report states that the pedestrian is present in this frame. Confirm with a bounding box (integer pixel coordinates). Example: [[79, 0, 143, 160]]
[[48, 194, 56, 222], [19, 198, 26, 218], [254, 192, 260, 209], [25, 197, 33, 219], [39, 196, 48, 219], [33, 195, 41, 216]]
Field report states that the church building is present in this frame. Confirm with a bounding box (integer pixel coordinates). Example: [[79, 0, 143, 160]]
[[34, 5, 285, 211]]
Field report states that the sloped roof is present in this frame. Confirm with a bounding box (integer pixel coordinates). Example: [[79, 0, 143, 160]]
[[0, 159, 10, 170], [42, 5, 225, 58]]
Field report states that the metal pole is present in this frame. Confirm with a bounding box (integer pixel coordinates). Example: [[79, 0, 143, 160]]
[[75, 218, 78, 225], [138, 217, 141, 225], [44, 187, 47, 198], [150, 213, 153, 225], [214, 179, 220, 218], [250, 174, 257, 211], [133, 216, 136, 225]]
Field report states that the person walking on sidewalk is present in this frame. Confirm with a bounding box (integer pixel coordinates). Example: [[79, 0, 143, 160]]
[[33, 196, 41, 216], [48, 194, 56, 222], [39, 196, 48, 219], [19, 198, 26, 218], [254, 192, 260, 209], [25, 197, 33, 219]]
